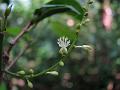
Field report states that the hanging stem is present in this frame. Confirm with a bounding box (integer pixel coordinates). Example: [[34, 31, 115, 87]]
[[4, 31, 79, 79]]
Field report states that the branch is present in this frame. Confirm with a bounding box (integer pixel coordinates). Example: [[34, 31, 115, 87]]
[[26, 61, 60, 78], [5, 23, 47, 70], [4, 70, 21, 78], [3, 17, 82, 80], [4, 35, 78, 79], [7, 21, 34, 54], [5, 44, 29, 70]]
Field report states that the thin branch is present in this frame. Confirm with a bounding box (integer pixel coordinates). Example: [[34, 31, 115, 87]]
[[4, 29, 79, 79], [4, 60, 61, 79], [7, 21, 34, 54], [26, 39, 77, 78], [5, 24, 37, 71], [5, 23, 46, 70], [5, 44, 29, 71], [4, 70, 20, 78], [26, 61, 60, 78]]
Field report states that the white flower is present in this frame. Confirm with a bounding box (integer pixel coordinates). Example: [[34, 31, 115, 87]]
[[57, 36, 70, 48], [57, 36, 70, 55]]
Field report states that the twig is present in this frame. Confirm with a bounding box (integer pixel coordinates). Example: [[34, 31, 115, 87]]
[[3, 21, 34, 71], [5, 22, 47, 70], [7, 21, 34, 54], [5, 22, 47, 72], [3, 70, 20, 78], [5, 23, 37, 71], [5, 44, 29, 70]]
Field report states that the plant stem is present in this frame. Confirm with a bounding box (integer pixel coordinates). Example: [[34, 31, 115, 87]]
[[0, 32, 4, 83], [0, 17, 7, 83], [26, 62, 60, 78], [25, 35, 78, 78], [5, 44, 29, 70], [4, 32, 79, 79], [4, 70, 20, 78]]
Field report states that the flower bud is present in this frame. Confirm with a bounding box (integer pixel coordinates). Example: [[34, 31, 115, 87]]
[[27, 80, 33, 88], [84, 18, 90, 23], [4, 4, 12, 18], [17, 70, 25, 75], [82, 45, 92, 50], [75, 45, 92, 50], [59, 61, 64, 66], [46, 71, 59, 76], [29, 69, 34, 74], [59, 47, 68, 55]]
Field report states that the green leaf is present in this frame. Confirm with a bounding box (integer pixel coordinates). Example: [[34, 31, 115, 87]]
[[47, 0, 85, 20], [33, 0, 85, 23], [51, 21, 76, 40]]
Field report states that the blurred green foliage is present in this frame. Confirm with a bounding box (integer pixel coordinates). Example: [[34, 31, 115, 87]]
[[0, 83, 6, 90]]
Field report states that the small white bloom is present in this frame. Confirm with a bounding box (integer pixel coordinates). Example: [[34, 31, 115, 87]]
[[57, 36, 70, 55], [57, 36, 70, 48]]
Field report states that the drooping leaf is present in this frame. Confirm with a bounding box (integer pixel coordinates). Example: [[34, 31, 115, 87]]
[[33, 5, 71, 22], [47, 0, 85, 20], [33, 0, 85, 23]]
